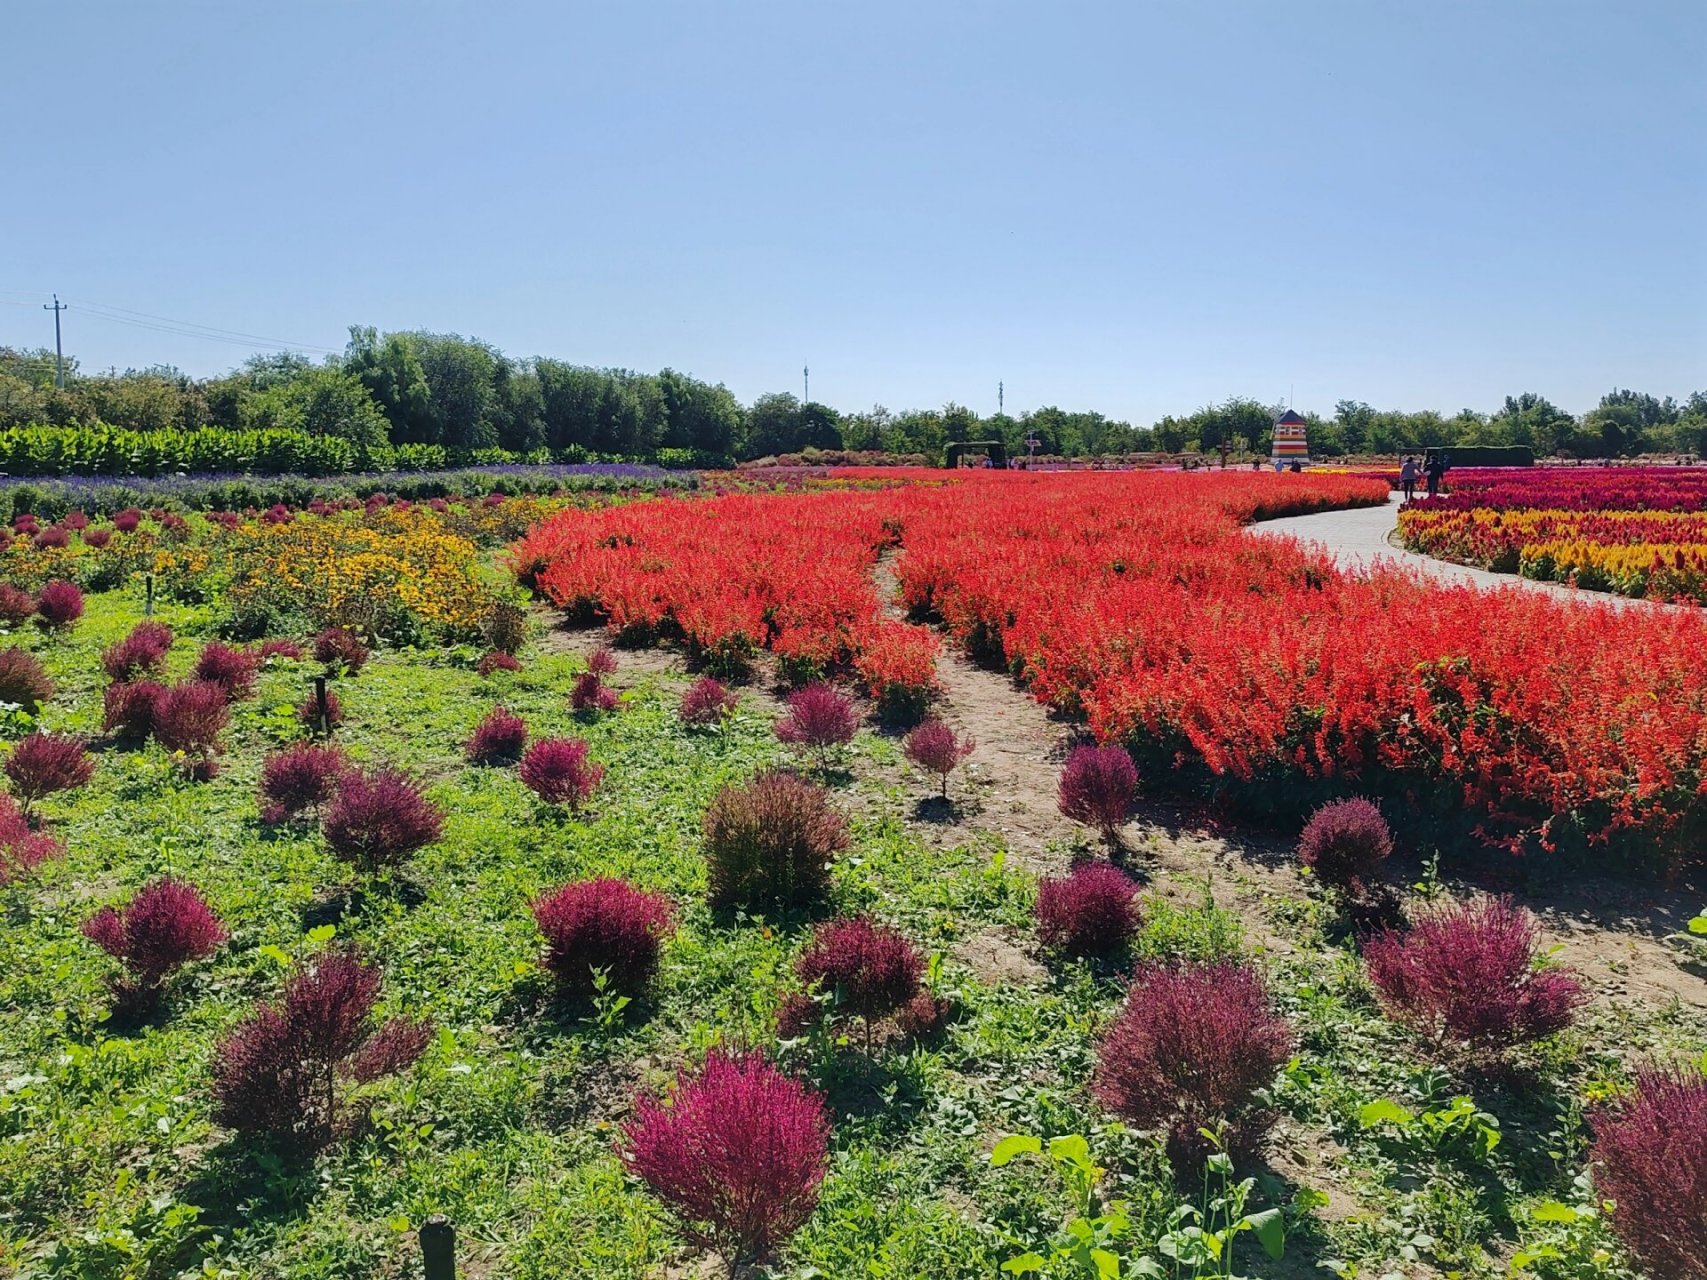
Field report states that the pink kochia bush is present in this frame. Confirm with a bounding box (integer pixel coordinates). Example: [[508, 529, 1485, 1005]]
[[153, 681, 231, 778], [313, 627, 368, 674], [322, 768, 444, 873], [465, 706, 527, 764], [477, 649, 521, 677], [903, 719, 975, 798], [619, 1049, 829, 1265], [519, 737, 603, 809], [1035, 861, 1142, 959], [0, 793, 63, 885], [82, 878, 227, 1017], [793, 916, 923, 1046], [259, 741, 349, 825], [585, 646, 618, 677], [1093, 961, 1294, 1171], [103, 680, 167, 740], [1590, 1066, 1707, 1279], [0, 647, 55, 713], [1298, 797, 1393, 900], [1058, 743, 1137, 840], [702, 769, 849, 910], [0, 585, 36, 626], [532, 877, 676, 999], [569, 670, 619, 713], [33, 580, 84, 631], [774, 682, 858, 761], [1363, 896, 1584, 1060], [5, 731, 94, 816], [680, 675, 739, 727], [102, 622, 174, 681], [191, 641, 259, 701], [297, 687, 343, 732], [210, 948, 432, 1156]]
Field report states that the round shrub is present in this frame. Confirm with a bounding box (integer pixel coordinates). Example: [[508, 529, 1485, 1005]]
[[794, 916, 922, 1038], [1591, 1066, 1707, 1279], [774, 682, 858, 759], [102, 622, 174, 682], [476, 649, 521, 677], [702, 769, 849, 910], [680, 675, 739, 727], [519, 737, 604, 809], [1363, 896, 1585, 1060], [1093, 961, 1294, 1172], [0, 648, 54, 713], [465, 706, 527, 764], [192, 641, 259, 701], [313, 627, 368, 675], [903, 719, 975, 797], [113, 508, 142, 533], [569, 671, 619, 713], [532, 877, 677, 999], [103, 680, 167, 740], [34, 581, 84, 631], [297, 687, 343, 733], [586, 647, 618, 677], [254, 637, 303, 663], [1035, 861, 1142, 958], [4, 731, 94, 815], [1058, 743, 1137, 839], [0, 585, 36, 627], [153, 681, 231, 775], [619, 1049, 829, 1266], [82, 877, 227, 1017], [0, 792, 63, 885], [322, 768, 444, 873], [81, 527, 111, 549], [259, 741, 349, 825], [32, 525, 68, 550], [1298, 797, 1393, 898]]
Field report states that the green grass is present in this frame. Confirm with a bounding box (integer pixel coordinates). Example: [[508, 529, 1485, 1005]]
[[0, 584, 1701, 1279]]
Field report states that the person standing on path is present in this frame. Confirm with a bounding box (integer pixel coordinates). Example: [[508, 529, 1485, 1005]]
[[1399, 455, 1419, 501], [1424, 451, 1447, 499]]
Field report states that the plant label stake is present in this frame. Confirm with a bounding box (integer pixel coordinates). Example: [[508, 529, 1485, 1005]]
[[144, 574, 155, 617], [313, 675, 330, 737], [419, 1215, 456, 1280]]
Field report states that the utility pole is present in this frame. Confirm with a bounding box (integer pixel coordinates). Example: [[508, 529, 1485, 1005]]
[[803, 364, 809, 404], [43, 295, 67, 388], [998, 381, 1004, 416]]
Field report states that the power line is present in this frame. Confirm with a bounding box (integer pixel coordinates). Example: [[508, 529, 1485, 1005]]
[[66, 298, 341, 352], [70, 303, 341, 355]]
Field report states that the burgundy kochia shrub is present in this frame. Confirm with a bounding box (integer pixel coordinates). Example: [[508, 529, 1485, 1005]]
[[1363, 896, 1584, 1059], [259, 741, 349, 825], [465, 706, 527, 764], [680, 675, 739, 727], [322, 768, 444, 872], [0, 647, 54, 713], [153, 681, 231, 775], [1591, 1066, 1707, 1279], [81, 877, 227, 1016], [794, 916, 922, 1038], [297, 687, 343, 732], [619, 1049, 830, 1264], [63, 511, 88, 531], [1298, 797, 1393, 898], [0, 792, 63, 884], [586, 647, 618, 677], [210, 948, 431, 1155], [903, 719, 976, 797], [1093, 962, 1294, 1171], [569, 670, 620, 713], [113, 508, 142, 533], [4, 731, 94, 815], [532, 877, 677, 998], [476, 649, 521, 677], [192, 641, 259, 701], [313, 627, 369, 674], [81, 527, 112, 549], [34, 581, 84, 631], [103, 680, 167, 740], [519, 737, 604, 809], [1058, 743, 1138, 839], [0, 585, 35, 626], [774, 682, 858, 758], [102, 621, 175, 681], [32, 525, 69, 550], [1035, 861, 1142, 958], [254, 637, 303, 662], [702, 769, 849, 909]]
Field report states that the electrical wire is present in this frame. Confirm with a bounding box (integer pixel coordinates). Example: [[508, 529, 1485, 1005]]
[[66, 298, 342, 353]]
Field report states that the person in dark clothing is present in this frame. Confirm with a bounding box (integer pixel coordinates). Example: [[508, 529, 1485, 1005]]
[[1424, 452, 1447, 498], [1399, 455, 1419, 501]]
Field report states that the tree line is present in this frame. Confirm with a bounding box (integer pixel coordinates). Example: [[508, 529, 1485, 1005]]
[[2, 330, 1702, 461]]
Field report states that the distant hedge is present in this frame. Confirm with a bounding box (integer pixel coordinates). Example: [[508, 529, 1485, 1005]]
[[1417, 445, 1535, 468]]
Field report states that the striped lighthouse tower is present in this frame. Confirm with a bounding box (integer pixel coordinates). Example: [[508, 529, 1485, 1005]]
[[1271, 409, 1310, 466]]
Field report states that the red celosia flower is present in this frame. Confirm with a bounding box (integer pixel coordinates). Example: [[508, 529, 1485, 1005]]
[[322, 768, 444, 872], [794, 916, 922, 1041], [680, 675, 739, 727], [1058, 743, 1137, 840], [619, 1049, 830, 1264], [313, 627, 369, 675], [1298, 797, 1393, 899], [476, 649, 521, 676], [1364, 896, 1584, 1059], [192, 641, 260, 701], [210, 948, 430, 1156], [775, 682, 858, 761], [702, 769, 848, 909], [0, 792, 63, 885], [1093, 961, 1294, 1171], [153, 681, 231, 773], [903, 719, 975, 798], [1035, 861, 1142, 958], [4, 731, 94, 815], [82, 877, 227, 1016], [519, 737, 604, 809], [102, 622, 174, 681], [33, 580, 84, 631], [259, 741, 349, 825], [1591, 1065, 1707, 1279], [532, 877, 677, 998], [465, 706, 527, 764], [0, 585, 36, 626], [0, 647, 54, 713], [103, 680, 167, 740]]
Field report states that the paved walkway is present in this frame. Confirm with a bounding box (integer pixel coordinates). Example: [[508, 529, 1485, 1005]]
[[1255, 494, 1662, 609]]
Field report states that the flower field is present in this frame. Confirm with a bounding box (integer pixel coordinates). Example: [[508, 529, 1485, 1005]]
[[1401, 466, 1707, 603], [1, 467, 1702, 1280]]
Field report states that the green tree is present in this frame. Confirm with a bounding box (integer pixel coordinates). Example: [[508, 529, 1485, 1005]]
[[247, 366, 390, 448], [345, 327, 434, 444]]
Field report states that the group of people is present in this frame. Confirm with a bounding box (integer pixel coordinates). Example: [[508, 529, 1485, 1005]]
[[1399, 451, 1449, 501]]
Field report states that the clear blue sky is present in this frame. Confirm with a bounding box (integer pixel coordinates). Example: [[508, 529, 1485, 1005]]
[[3, 1, 1703, 423]]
